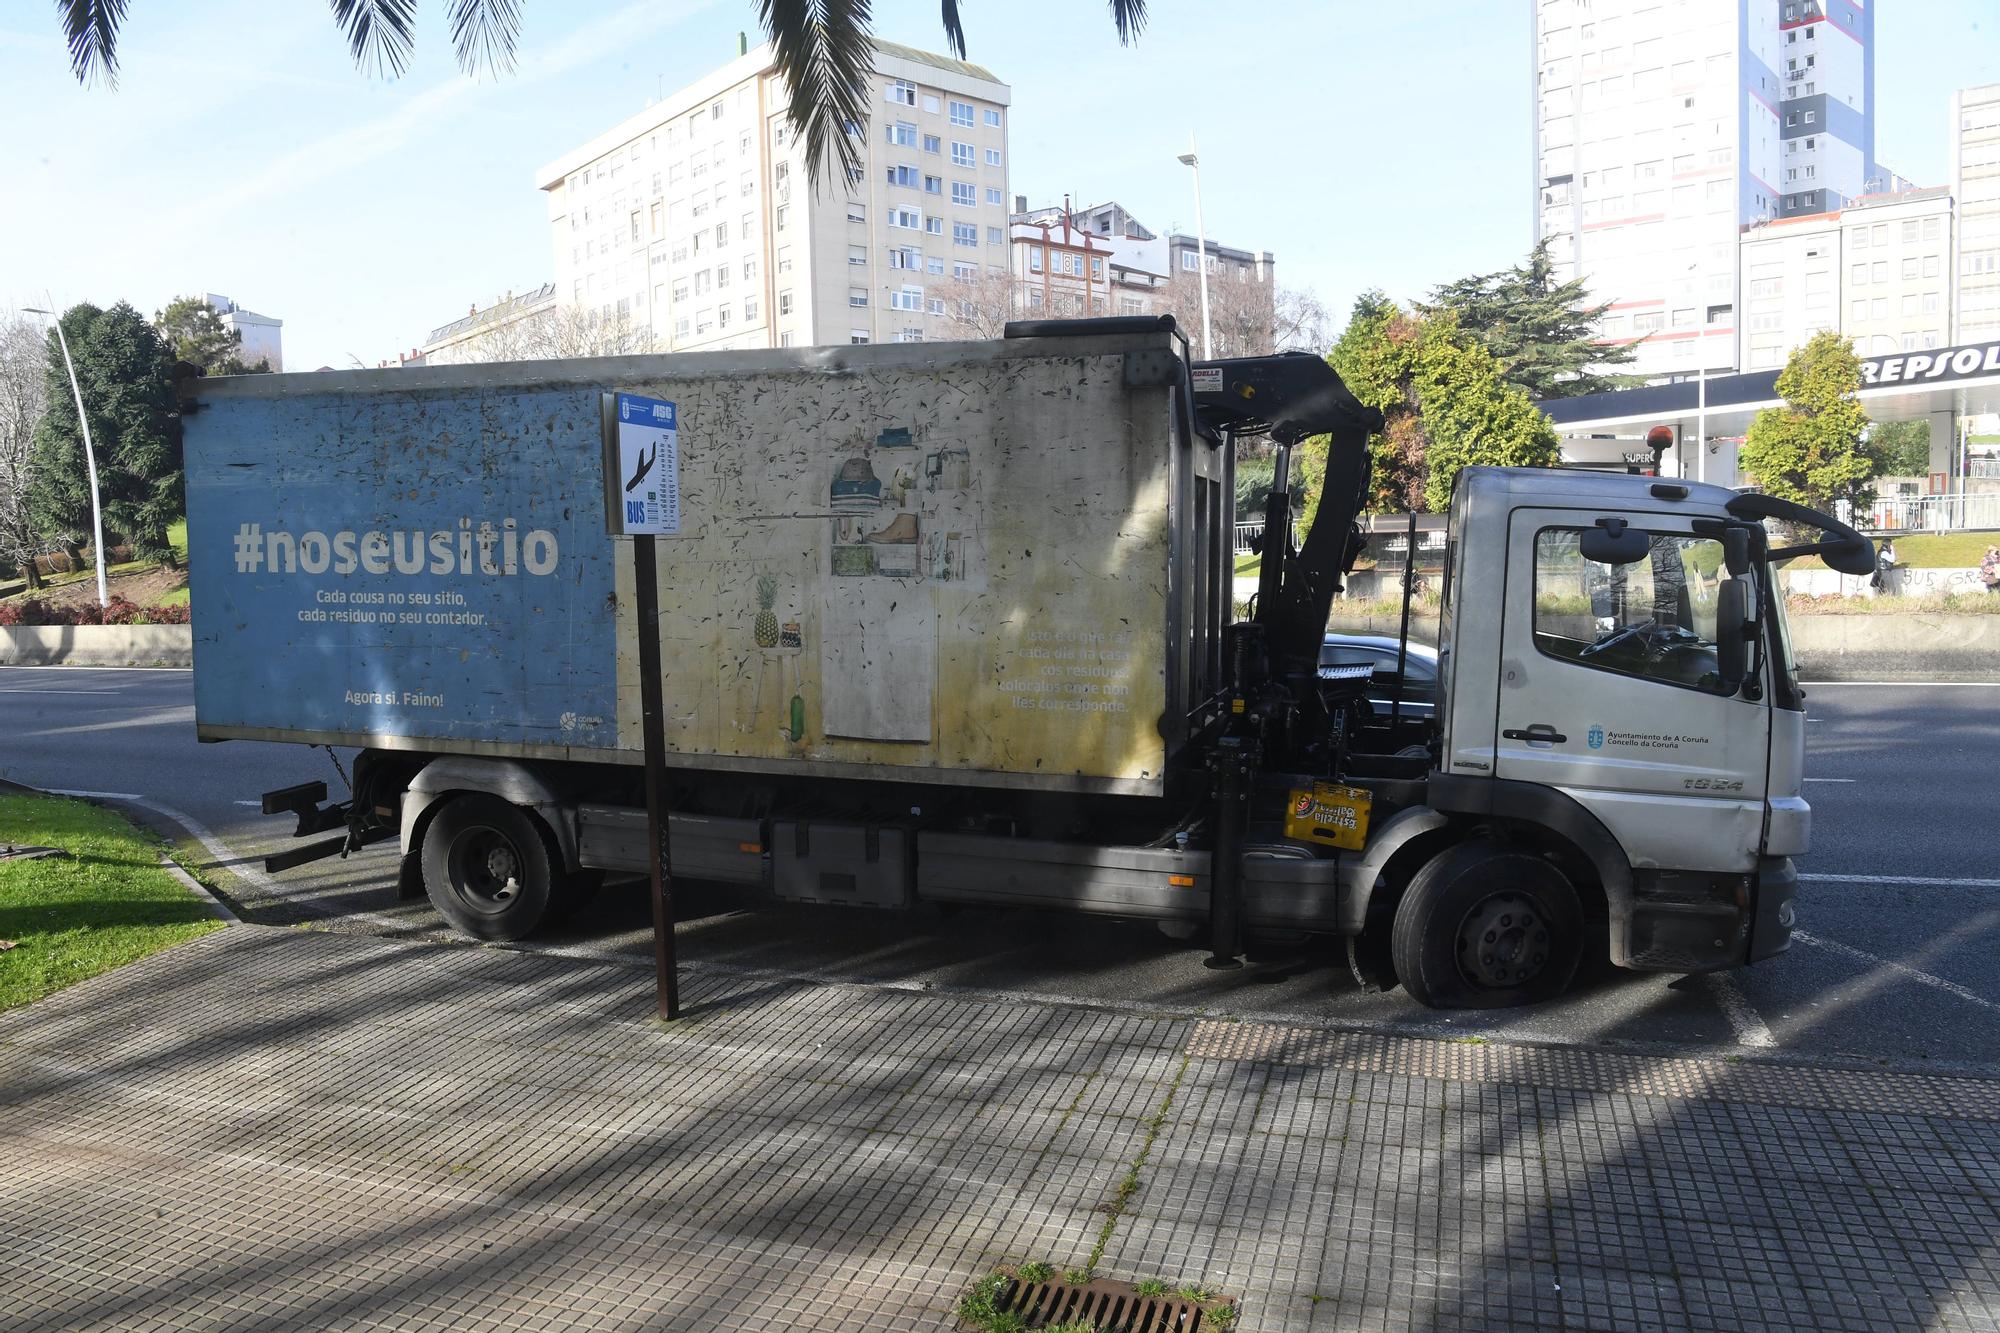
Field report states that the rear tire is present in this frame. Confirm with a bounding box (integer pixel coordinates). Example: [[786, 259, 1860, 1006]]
[[421, 794, 557, 941], [1391, 839, 1582, 1009]]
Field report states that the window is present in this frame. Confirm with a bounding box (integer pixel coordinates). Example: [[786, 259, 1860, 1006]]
[[889, 206, 921, 229], [781, 332, 794, 347], [986, 148, 1002, 167], [987, 227, 1003, 245], [693, 271, 711, 295], [675, 316, 690, 337], [954, 221, 978, 247], [951, 141, 974, 167], [1851, 263, 1867, 285], [850, 288, 869, 307], [1028, 247, 1044, 272], [890, 286, 923, 311], [847, 203, 866, 224], [851, 330, 870, 344], [953, 262, 976, 280], [743, 258, 757, 281], [886, 79, 917, 105], [921, 93, 940, 114], [1850, 299, 1868, 322], [1532, 529, 1732, 694], [925, 216, 944, 235], [952, 181, 976, 206], [717, 305, 731, 328], [778, 290, 793, 314], [849, 245, 868, 266], [1182, 251, 1199, 270], [1902, 258, 1918, 281], [777, 246, 793, 274], [1923, 291, 1941, 314], [1924, 256, 1941, 279], [888, 246, 921, 269], [924, 174, 942, 194], [924, 134, 941, 154], [986, 187, 1003, 206], [984, 108, 1001, 127], [716, 263, 730, 289], [949, 100, 974, 126], [927, 257, 945, 274], [776, 204, 790, 230], [744, 297, 759, 321], [715, 221, 729, 247], [927, 297, 946, 315], [887, 121, 917, 147], [887, 164, 920, 188]]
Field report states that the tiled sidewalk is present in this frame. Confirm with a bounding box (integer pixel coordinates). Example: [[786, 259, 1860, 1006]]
[[2, 926, 1997, 1331]]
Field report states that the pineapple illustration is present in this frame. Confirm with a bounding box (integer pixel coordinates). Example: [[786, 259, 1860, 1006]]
[[753, 574, 780, 648]]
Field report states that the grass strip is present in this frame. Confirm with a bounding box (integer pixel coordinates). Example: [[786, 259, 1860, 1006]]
[[1084, 1054, 1190, 1274], [0, 791, 226, 1011]]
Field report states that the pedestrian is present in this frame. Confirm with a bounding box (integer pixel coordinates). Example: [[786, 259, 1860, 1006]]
[[1983, 546, 2000, 594], [1871, 537, 1897, 595]]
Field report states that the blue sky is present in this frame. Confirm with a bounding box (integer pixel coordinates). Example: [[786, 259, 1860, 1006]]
[[1, 0, 1993, 370]]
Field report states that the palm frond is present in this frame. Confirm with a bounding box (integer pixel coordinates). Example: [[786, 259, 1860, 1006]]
[[328, 0, 418, 78], [761, 0, 875, 187], [58, 0, 128, 87], [447, 0, 522, 75], [1108, 0, 1147, 43], [940, 0, 965, 57]]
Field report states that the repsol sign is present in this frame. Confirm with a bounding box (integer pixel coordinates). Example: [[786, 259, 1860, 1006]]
[[1860, 340, 2000, 388]]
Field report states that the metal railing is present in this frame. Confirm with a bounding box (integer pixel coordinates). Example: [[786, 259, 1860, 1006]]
[[1233, 521, 1264, 555], [1859, 492, 2000, 532]]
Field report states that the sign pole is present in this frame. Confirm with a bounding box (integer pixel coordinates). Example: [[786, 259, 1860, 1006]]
[[601, 389, 684, 1022], [633, 532, 679, 1021]]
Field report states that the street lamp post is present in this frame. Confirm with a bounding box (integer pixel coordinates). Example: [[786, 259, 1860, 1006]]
[[24, 307, 108, 608], [1177, 136, 1214, 359], [1684, 264, 1707, 486]]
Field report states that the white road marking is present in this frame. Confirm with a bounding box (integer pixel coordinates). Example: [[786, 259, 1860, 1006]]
[[1702, 972, 1777, 1048], [0, 688, 123, 695], [1802, 777, 1855, 783], [0, 664, 190, 673], [1801, 873, 2000, 889], [1803, 680, 2000, 687], [1794, 929, 2000, 1015], [234, 800, 263, 807], [46, 787, 415, 934]]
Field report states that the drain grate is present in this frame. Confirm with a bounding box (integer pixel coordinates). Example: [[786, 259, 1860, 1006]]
[[990, 1274, 1230, 1330]]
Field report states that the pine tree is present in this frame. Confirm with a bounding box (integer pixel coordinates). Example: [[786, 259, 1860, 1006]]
[[1423, 240, 1640, 400], [27, 302, 184, 569], [154, 295, 269, 376]]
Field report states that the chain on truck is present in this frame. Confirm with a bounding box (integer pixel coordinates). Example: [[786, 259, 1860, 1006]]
[[176, 317, 1874, 1009]]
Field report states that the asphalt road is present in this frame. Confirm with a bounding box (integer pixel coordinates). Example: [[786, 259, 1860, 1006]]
[[4, 666, 1997, 1072]]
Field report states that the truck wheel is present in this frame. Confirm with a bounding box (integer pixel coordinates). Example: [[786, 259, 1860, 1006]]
[[1390, 839, 1582, 1009], [421, 794, 557, 941]]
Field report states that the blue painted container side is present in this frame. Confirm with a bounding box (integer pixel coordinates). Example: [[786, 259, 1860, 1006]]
[[185, 383, 618, 752]]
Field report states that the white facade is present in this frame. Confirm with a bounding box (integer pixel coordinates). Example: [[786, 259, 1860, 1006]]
[[1953, 84, 2000, 342], [535, 41, 1010, 352], [1737, 187, 1953, 370], [410, 284, 559, 366], [1533, 0, 1877, 380], [204, 292, 283, 371]]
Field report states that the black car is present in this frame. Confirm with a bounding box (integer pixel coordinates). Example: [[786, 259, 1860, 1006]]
[[1319, 634, 1439, 720]]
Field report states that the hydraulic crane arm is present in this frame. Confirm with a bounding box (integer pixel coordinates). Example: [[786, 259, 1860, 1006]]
[[1191, 352, 1385, 682]]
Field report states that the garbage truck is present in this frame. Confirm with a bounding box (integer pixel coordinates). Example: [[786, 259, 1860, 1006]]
[[177, 317, 1873, 1008]]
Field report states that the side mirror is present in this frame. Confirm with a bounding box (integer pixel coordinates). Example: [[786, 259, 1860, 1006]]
[[1581, 517, 1649, 566], [1722, 527, 1751, 578], [1714, 577, 1751, 693]]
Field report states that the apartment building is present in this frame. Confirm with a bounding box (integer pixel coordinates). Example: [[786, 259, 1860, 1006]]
[[1533, 0, 1881, 380], [1024, 200, 1170, 316], [1953, 83, 2000, 342], [411, 284, 559, 366], [534, 39, 1010, 351], [204, 293, 283, 371], [1008, 214, 1114, 318], [1737, 187, 1953, 370]]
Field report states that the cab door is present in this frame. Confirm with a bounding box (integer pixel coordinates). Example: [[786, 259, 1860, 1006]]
[[1492, 509, 1768, 873]]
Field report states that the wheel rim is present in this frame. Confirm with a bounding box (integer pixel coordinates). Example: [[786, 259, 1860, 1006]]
[[1454, 891, 1551, 990], [447, 827, 524, 915]]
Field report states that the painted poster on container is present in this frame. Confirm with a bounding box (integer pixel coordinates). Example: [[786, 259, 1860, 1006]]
[[184, 386, 618, 753]]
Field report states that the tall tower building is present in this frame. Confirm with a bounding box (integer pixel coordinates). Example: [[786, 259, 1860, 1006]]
[[1532, 0, 1877, 380], [1951, 83, 2000, 343], [536, 40, 1011, 352]]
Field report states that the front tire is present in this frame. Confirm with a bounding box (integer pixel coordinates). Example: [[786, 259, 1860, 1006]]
[[1390, 839, 1583, 1009], [421, 794, 557, 941]]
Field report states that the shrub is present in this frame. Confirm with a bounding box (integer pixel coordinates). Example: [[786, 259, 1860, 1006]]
[[0, 596, 191, 626]]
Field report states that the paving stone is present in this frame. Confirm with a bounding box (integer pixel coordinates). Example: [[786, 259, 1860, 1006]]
[[4, 926, 2000, 1330]]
